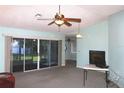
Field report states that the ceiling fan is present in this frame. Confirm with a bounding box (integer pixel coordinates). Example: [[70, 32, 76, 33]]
[[35, 5, 81, 27]]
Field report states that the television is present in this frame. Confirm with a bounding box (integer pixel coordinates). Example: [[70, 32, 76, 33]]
[[89, 50, 106, 68]]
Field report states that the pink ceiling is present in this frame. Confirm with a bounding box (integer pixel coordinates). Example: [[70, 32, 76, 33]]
[[0, 5, 124, 35]]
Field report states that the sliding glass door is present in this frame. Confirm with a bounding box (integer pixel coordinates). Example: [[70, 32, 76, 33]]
[[39, 40, 59, 68], [11, 38, 60, 72], [25, 39, 38, 71], [12, 38, 24, 72], [50, 41, 58, 66], [39, 40, 49, 68]]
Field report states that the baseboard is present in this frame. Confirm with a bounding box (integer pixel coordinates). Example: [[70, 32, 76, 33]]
[[61, 64, 65, 66], [65, 59, 76, 62], [76, 65, 83, 69]]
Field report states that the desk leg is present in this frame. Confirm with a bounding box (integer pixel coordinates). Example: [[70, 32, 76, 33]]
[[83, 69, 85, 87], [86, 70, 87, 80], [83, 69, 87, 87], [105, 71, 109, 88]]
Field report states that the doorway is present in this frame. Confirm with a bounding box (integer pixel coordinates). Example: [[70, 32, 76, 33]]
[[65, 36, 77, 67]]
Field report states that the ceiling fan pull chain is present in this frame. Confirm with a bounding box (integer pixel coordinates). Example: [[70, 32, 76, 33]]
[[58, 26, 60, 32]]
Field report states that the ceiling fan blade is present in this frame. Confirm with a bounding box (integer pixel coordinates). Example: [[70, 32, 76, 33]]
[[35, 13, 53, 20], [64, 21, 72, 26], [64, 18, 81, 23], [48, 21, 55, 25], [37, 18, 53, 20]]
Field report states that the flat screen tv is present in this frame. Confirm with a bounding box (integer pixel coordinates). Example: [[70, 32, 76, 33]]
[[89, 50, 106, 68]]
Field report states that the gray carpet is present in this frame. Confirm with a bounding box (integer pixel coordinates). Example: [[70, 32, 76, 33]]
[[14, 66, 118, 88]]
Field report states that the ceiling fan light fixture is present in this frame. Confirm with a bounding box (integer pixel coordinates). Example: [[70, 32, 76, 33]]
[[55, 20, 64, 25]]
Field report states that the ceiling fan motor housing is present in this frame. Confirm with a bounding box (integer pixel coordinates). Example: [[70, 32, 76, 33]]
[[55, 13, 64, 20]]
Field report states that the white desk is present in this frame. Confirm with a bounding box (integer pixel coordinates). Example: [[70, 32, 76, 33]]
[[83, 64, 109, 87]]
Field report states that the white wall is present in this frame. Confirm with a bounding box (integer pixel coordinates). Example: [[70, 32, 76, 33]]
[[108, 10, 124, 87], [77, 21, 108, 68], [0, 27, 65, 72], [76, 10, 124, 87]]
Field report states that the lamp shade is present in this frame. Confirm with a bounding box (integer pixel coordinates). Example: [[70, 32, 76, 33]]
[[76, 33, 82, 38]]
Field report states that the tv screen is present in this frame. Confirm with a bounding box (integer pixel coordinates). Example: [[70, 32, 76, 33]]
[[89, 50, 106, 68]]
